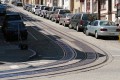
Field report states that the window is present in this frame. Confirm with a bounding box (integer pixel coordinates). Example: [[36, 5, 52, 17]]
[[72, 14, 77, 19], [59, 10, 70, 14], [100, 21, 116, 26], [101, 0, 106, 10], [93, 21, 98, 26], [75, 14, 81, 19]]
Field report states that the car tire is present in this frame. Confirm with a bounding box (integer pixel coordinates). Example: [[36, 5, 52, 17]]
[[95, 32, 99, 39], [59, 21, 62, 25], [51, 18, 54, 21], [63, 22, 66, 27], [55, 20, 58, 23], [69, 24, 73, 29], [76, 25, 80, 32], [85, 30, 90, 36]]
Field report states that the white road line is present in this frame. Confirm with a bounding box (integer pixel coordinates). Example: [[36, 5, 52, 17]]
[[28, 31, 38, 40], [112, 55, 120, 57], [10, 65, 20, 69]]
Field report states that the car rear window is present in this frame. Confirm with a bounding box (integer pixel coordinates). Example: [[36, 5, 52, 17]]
[[8, 22, 25, 29], [66, 14, 73, 18], [53, 7, 62, 11], [59, 10, 70, 14], [6, 15, 21, 21], [82, 14, 97, 21], [100, 21, 116, 26]]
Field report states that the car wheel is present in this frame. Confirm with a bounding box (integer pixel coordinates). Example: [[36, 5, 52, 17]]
[[51, 18, 54, 21], [76, 25, 80, 32], [55, 20, 58, 23], [69, 24, 73, 29], [85, 30, 90, 36], [63, 22, 66, 27], [95, 32, 99, 39], [59, 21, 62, 25]]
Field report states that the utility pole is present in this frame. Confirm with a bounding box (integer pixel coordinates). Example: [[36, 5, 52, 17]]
[[98, 0, 101, 20]]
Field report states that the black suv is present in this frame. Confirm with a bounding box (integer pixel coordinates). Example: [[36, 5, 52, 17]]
[[69, 13, 97, 32], [2, 13, 23, 32]]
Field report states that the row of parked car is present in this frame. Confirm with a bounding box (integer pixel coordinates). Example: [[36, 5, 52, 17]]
[[0, 4, 28, 41], [22, 3, 120, 39]]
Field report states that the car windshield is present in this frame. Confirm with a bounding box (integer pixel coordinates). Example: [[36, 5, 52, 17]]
[[7, 15, 21, 21], [100, 21, 116, 26], [59, 10, 70, 14], [41, 6, 46, 10], [66, 14, 73, 18]]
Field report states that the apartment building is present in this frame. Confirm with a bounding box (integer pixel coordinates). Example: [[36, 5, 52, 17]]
[[73, 0, 83, 13], [63, 0, 74, 12]]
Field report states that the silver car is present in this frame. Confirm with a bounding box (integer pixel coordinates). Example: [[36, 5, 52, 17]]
[[85, 20, 120, 39]]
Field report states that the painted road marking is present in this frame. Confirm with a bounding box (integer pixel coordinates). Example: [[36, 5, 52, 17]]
[[10, 65, 20, 69], [112, 55, 120, 57], [28, 31, 38, 40]]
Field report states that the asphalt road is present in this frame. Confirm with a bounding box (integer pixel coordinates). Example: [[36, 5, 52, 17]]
[[0, 3, 120, 80]]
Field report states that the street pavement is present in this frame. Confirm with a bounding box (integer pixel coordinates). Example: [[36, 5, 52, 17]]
[[0, 3, 120, 80]]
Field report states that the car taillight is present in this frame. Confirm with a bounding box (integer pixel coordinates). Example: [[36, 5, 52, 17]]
[[58, 15, 60, 18], [116, 29, 120, 32], [80, 20, 83, 25], [100, 28, 107, 31]]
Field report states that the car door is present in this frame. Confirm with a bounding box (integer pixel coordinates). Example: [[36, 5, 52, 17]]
[[88, 21, 95, 34], [70, 14, 77, 27], [74, 14, 81, 29], [91, 21, 98, 34], [53, 9, 59, 20]]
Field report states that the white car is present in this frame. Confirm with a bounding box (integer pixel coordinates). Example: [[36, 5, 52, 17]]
[[31, 4, 39, 14], [85, 20, 120, 39]]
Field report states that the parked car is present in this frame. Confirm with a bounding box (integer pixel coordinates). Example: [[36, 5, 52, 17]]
[[11, 0, 16, 4], [46, 6, 62, 19], [3, 21, 28, 41], [69, 13, 97, 32], [23, 4, 29, 10], [85, 20, 120, 39], [59, 13, 73, 27], [31, 4, 39, 14], [0, 4, 6, 15], [34, 5, 46, 16], [14, 1, 23, 6], [40, 6, 50, 17], [2, 12, 23, 32], [26, 4, 32, 12], [51, 9, 71, 23]]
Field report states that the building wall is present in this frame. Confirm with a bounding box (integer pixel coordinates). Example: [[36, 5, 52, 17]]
[[58, 0, 63, 8], [73, 0, 81, 13], [64, 0, 70, 10]]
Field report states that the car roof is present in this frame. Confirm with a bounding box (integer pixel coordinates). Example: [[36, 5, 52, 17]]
[[95, 20, 114, 22], [8, 20, 23, 23], [6, 12, 20, 16]]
